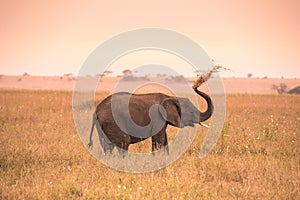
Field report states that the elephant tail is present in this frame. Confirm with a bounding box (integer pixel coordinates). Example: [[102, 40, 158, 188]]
[[87, 112, 97, 149]]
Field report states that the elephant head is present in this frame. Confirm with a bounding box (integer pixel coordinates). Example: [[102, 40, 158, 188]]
[[158, 88, 214, 128]]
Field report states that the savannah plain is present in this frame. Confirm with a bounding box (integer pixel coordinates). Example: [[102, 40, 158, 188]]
[[0, 75, 299, 199]]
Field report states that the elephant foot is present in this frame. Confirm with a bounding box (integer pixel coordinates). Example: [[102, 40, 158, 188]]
[[151, 145, 169, 156], [117, 146, 128, 158]]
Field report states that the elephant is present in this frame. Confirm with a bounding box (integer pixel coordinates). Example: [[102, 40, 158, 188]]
[[87, 88, 213, 156]]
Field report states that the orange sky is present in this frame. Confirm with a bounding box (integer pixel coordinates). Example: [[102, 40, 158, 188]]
[[0, 0, 299, 78]]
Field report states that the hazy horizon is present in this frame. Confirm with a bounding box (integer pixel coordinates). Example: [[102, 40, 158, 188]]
[[1, 71, 299, 79]]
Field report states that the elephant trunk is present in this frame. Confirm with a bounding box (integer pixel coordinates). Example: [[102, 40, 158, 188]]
[[194, 88, 214, 122]]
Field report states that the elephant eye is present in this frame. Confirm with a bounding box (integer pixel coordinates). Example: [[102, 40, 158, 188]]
[[190, 111, 194, 118]]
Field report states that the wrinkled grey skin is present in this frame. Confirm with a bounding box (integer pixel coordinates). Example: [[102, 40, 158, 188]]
[[87, 88, 213, 157]]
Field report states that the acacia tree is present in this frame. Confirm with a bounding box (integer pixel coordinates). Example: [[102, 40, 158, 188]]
[[122, 69, 132, 76], [272, 83, 288, 94], [97, 70, 113, 77], [103, 70, 113, 76]]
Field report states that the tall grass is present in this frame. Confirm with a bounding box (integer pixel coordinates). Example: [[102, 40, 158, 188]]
[[0, 90, 299, 199]]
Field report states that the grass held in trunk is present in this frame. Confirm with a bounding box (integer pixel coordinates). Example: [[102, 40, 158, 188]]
[[192, 65, 231, 89]]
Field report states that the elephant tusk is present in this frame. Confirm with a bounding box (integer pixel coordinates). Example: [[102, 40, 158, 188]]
[[199, 122, 209, 128]]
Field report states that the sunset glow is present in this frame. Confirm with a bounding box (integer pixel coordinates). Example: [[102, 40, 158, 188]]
[[0, 0, 299, 78]]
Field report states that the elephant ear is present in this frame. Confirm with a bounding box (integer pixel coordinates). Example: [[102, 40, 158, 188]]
[[159, 98, 181, 127]]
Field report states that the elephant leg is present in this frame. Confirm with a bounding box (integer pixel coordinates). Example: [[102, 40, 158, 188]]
[[151, 130, 169, 155], [164, 133, 169, 155], [151, 137, 157, 155], [116, 146, 128, 158], [102, 141, 114, 155], [115, 134, 130, 158], [97, 128, 115, 155], [116, 142, 130, 158]]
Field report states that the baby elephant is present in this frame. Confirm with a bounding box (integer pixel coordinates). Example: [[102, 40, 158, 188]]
[[87, 88, 213, 157]]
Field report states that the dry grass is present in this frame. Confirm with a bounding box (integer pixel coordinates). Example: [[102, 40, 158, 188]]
[[192, 65, 230, 89], [0, 90, 299, 199]]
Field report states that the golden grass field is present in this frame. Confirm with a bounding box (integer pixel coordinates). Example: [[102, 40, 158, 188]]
[[0, 89, 299, 199]]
